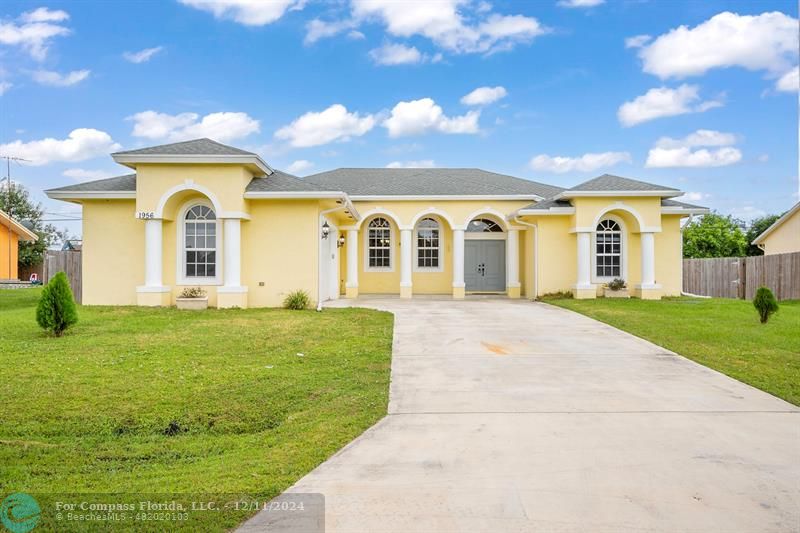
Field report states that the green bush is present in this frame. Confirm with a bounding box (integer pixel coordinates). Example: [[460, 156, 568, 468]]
[[753, 286, 779, 324], [283, 290, 311, 310], [607, 278, 627, 291], [36, 272, 78, 336], [178, 287, 206, 298]]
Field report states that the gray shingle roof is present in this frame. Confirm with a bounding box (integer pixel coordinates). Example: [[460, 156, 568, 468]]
[[521, 198, 573, 210], [113, 138, 256, 157], [660, 199, 704, 209], [302, 168, 563, 198], [47, 174, 136, 192], [245, 170, 327, 192], [567, 174, 679, 192]]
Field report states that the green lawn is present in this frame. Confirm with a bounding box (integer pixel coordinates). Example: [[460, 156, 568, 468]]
[[0, 288, 393, 531], [547, 296, 800, 406]]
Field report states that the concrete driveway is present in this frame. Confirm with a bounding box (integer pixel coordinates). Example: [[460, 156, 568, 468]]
[[240, 298, 800, 533]]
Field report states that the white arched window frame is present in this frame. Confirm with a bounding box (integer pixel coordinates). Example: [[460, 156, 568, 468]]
[[465, 217, 506, 240], [414, 217, 444, 272], [177, 200, 221, 285], [364, 217, 394, 272], [592, 216, 627, 283]]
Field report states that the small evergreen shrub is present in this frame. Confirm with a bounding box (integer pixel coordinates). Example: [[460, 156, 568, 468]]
[[538, 291, 574, 301], [753, 286, 778, 324], [283, 290, 311, 310], [178, 287, 206, 298], [607, 278, 627, 291], [36, 271, 78, 337]]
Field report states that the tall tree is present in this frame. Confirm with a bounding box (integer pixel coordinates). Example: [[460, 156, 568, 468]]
[[0, 182, 57, 266], [683, 213, 747, 258], [745, 214, 781, 256]]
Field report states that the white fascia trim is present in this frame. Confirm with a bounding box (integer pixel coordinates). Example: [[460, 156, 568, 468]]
[[243, 191, 345, 199], [0, 211, 38, 241], [555, 190, 682, 199], [46, 190, 136, 200], [112, 153, 273, 175], [348, 194, 544, 201], [661, 207, 711, 215], [751, 201, 800, 245], [516, 207, 575, 216]]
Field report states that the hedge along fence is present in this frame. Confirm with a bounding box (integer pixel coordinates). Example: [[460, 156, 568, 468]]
[[683, 251, 800, 301]]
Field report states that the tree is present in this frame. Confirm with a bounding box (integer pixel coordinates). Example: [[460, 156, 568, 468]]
[[683, 213, 747, 258], [36, 271, 78, 336], [0, 181, 57, 266], [745, 214, 781, 256], [753, 286, 779, 324]]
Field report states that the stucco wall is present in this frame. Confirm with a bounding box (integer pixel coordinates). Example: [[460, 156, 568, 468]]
[[762, 209, 800, 255], [0, 226, 20, 280]]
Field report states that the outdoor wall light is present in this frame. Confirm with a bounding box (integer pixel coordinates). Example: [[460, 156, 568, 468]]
[[337, 234, 346, 248], [321, 221, 330, 240]]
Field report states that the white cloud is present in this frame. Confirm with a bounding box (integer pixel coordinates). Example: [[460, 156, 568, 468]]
[[617, 84, 723, 127], [0, 81, 11, 95], [0, 9, 71, 60], [304, 19, 358, 45], [776, 67, 799, 92], [730, 205, 767, 221], [286, 159, 314, 174], [369, 43, 423, 65], [645, 129, 742, 168], [275, 104, 376, 147], [178, 0, 305, 26], [63, 168, 113, 181], [31, 69, 90, 87], [128, 111, 260, 143], [123, 46, 164, 63], [461, 85, 507, 106], [347, 30, 365, 40], [0, 129, 121, 166], [386, 160, 436, 168], [638, 11, 799, 79], [529, 151, 631, 174], [557, 0, 605, 8], [624, 34, 651, 49], [21, 7, 69, 23], [383, 98, 480, 137], [680, 191, 708, 202], [349, 0, 547, 55]]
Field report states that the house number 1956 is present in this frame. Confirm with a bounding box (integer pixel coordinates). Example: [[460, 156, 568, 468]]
[[137, 211, 155, 219]]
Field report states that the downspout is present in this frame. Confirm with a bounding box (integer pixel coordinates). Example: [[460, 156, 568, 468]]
[[513, 216, 538, 300], [316, 200, 349, 311]]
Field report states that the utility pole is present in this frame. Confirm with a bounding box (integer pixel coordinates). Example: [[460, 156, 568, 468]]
[[1, 156, 31, 281]]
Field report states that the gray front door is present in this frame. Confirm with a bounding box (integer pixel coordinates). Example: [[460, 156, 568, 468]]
[[464, 240, 506, 292]]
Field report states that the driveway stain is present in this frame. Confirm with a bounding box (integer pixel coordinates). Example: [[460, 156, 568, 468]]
[[481, 341, 510, 355]]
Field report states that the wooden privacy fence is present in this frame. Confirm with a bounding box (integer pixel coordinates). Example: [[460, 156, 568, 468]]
[[44, 250, 82, 303], [683, 251, 800, 301]]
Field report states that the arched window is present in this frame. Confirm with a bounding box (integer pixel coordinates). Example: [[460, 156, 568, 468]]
[[415, 218, 441, 270], [595, 219, 621, 278], [367, 217, 392, 270], [467, 218, 503, 232], [184, 205, 217, 278]]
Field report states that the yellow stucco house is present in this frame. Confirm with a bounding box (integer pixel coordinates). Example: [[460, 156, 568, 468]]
[[1, 209, 38, 281], [752, 201, 800, 255], [46, 138, 708, 308]]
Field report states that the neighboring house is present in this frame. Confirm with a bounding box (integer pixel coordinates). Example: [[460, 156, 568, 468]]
[[45, 138, 708, 307], [752, 201, 800, 255], [0, 209, 38, 281]]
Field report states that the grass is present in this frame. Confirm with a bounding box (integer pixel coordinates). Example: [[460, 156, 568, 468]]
[[0, 288, 393, 531], [547, 296, 800, 406]]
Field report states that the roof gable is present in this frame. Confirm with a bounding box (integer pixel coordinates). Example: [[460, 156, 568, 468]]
[[113, 138, 256, 156], [752, 201, 800, 245]]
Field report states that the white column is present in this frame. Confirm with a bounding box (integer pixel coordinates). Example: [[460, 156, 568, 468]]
[[506, 229, 520, 288], [575, 231, 592, 289], [223, 218, 241, 288], [400, 228, 412, 297], [144, 219, 163, 287], [452, 229, 465, 297], [346, 229, 358, 289], [640, 232, 656, 287]]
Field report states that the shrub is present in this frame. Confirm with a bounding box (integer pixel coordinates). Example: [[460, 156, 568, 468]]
[[538, 291, 574, 301], [36, 272, 78, 337], [283, 290, 310, 310], [607, 278, 627, 291], [178, 287, 206, 298], [753, 286, 779, 324]]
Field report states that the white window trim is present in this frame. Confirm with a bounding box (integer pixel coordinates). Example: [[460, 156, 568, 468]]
[[591, 214, 627, 284], [176, 199, 222, 286], [413, 217, 444, 273], [364, 217, 395, 273]]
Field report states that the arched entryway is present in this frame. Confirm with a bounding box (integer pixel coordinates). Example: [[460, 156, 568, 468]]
[[464, 217, 506, 292]]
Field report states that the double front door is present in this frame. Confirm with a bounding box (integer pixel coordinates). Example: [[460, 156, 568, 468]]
[[464, 240, 506, 292]]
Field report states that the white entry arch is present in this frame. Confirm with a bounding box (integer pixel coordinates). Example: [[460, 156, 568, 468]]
[[462, 207, 510, 231], [155, 182, 224, 219]]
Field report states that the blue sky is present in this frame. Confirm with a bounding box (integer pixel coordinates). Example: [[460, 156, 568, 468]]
[[0, 0, 797, 237]]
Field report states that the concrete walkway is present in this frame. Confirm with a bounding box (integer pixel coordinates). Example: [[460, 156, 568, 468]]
[[240, 298, 800, 533]]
